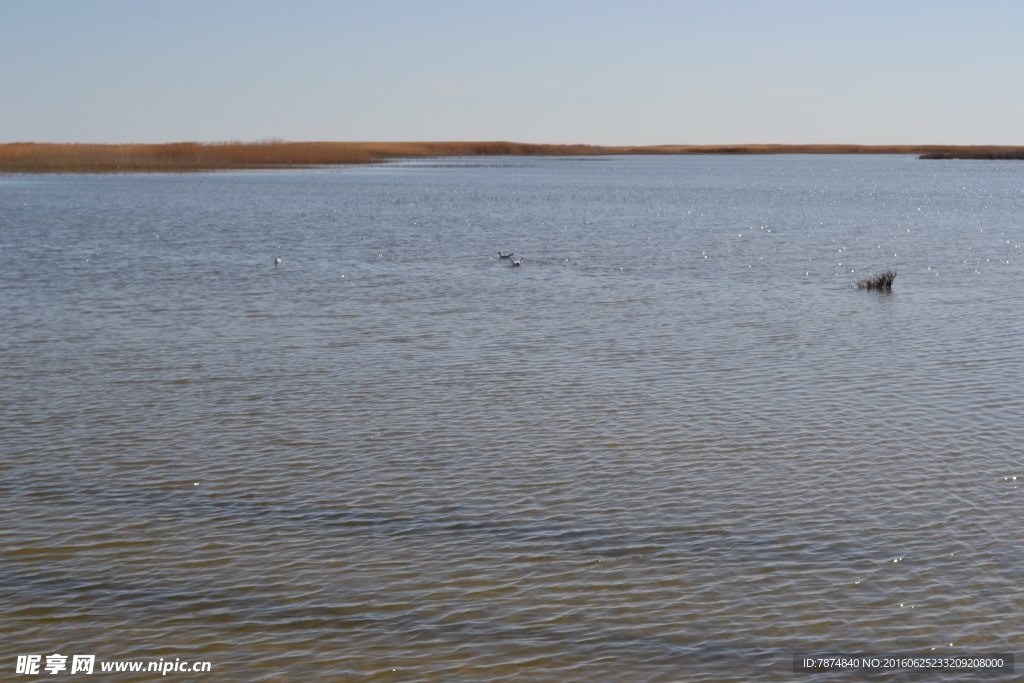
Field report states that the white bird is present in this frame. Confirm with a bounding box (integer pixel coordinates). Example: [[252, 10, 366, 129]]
[[499, 251, 514, 259], [274, 256, 281, 266], [511, 257, 524, 267]]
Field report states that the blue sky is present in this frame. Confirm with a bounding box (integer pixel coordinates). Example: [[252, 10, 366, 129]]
[[2, 0, 1022, 145]]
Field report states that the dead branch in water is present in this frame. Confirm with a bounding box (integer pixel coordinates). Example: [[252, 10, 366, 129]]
[[856, 269, 897, 291]]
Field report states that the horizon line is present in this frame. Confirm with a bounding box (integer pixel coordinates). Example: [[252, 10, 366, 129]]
[[3, 141, 1022, 173]]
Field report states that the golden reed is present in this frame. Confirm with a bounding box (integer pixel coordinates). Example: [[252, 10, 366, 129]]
[[2, 141, 1022, 172]]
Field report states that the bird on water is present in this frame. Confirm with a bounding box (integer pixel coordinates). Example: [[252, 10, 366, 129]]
[[499, 251, 514, 259], [511, 257, 524, 267], [275, 256, 281, 267]]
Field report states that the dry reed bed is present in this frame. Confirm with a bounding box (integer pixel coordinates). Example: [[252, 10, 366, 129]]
[[918, 148, 1024, 160], [0, 142, 615, 172], [2, 142, 1023, 173]]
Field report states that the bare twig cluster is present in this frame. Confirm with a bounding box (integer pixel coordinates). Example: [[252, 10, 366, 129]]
[[856, 269, 897, 291]]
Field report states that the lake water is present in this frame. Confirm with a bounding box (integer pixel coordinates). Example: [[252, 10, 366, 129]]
[[2, 155, 1023, 681]]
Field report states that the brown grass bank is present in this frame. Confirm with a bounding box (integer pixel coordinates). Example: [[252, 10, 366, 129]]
[[0, 141, 616, 173], [3, 141, 1024, 173], [917, 147, 1024, 160]]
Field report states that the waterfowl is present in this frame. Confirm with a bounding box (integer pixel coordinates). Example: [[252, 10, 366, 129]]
[[499, 251, 514, 259], [274, 256, 281, 266], [511, 257, 524, 267]]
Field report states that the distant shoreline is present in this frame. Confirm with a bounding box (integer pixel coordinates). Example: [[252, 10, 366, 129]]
[[2, 141, 1023, 173]]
